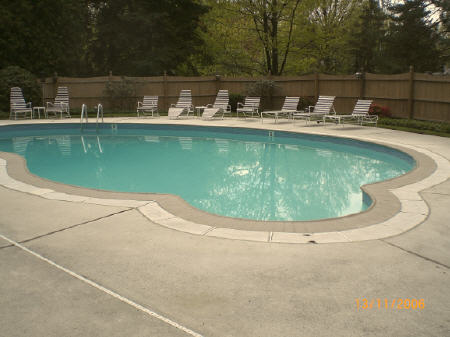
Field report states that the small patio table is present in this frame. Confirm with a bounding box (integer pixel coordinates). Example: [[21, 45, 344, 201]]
[[32, 106, 46, 119]]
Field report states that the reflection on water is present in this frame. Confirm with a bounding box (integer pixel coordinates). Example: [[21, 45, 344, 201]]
[[0, 132, 412, 221]]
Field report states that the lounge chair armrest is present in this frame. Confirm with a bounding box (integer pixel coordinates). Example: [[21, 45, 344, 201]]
[[26, 102, 32, 108], [46, 102, 54, 108], [137, 101, 143, 108], [170, 103, 176, 107], [237, 102, 244, 108], [226, 104, 232, 112]]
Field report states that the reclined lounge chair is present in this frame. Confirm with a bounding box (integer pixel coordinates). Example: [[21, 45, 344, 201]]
[[202, 90, 231, 119], [292, 96, 335, 124], [168, 90, 194, 119], [262, 96, 300, 123], [323, 99, 377, 126]]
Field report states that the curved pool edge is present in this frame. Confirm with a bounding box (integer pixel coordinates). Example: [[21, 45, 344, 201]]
[[0, 119, 448, 244]]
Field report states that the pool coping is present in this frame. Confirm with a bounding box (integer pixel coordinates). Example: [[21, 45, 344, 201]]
[[0, 118, 449, 244]]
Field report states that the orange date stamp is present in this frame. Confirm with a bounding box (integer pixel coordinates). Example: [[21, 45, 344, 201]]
[[356, 298, 425, 310]]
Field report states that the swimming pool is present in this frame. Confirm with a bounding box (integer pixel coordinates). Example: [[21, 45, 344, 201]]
[[0, 123, 415, 221]]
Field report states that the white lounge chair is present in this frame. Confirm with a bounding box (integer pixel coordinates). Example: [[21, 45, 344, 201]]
[[46, 86, 70, 118], [292, 96, 335, 124], [10, 87, 32, 120], [202, 90, 231, 119], [323, 99, 377, 126], [237, 97, 261, 118], [261, 96, 300, 123], [137, 96, 159, 117], [168, 90, 194, 119]]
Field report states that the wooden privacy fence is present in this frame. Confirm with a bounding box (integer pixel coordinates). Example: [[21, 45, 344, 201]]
[[42, 69, 450, 122]]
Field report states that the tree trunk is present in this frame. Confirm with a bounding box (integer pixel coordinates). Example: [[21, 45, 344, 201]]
[[271, 0, 279, 75]]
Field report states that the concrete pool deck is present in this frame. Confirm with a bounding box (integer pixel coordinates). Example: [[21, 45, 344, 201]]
[[0, 117, 449, 336]]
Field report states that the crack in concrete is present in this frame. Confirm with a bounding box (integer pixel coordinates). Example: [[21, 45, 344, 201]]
[[425, 192, 450, 196], [18, 208, 134, 245], [0, 244, 14, 250], [381, 239, 450, 270]]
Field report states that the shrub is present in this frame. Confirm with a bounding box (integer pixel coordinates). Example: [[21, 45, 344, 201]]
[[245, 79, 278, 110], [369, 104, 391, 118], [298, 96, 315, 111], [379, 118, 450, 134], [245, 79, 277, 97], [104, 77, 136, 111], [0, 66, 41, 113], [229, 93, 245, 112]]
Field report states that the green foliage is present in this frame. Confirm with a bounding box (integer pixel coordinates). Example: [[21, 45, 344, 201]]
[[197, 0, 448, 75], [303, 0, 359, 74], [104, 77, 136, 111], [382, 0, 443, 73], [379, 117, 450, 135], [298, 96, 315, 111], [245, 79, 277, 109], [0, 66, 41, 113], [348, 0, 386, 72], [229, 93, 245, 112], [194, 0, 265, 76], [0, 0, 91, 76], [90, 0, 208, 76], [0, 0, 448, 77], [245, 80, 277, 97]]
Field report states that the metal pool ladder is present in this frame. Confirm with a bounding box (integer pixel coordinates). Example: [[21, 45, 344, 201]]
[[80, 104, 88, 127], [96, 104, 104, 127]]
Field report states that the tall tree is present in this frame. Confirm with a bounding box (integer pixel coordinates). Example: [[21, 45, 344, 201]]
[[90, 0, 208, 76], [348, 0, 386, 73], [426, 0, 450, 66], [382, 0, 442, 73], [193, 0, 261, 75], [237, 0, 302, 75], [0, 0, 91, 76], [199, 0, 303, 76], [305, 0, 359, 73]]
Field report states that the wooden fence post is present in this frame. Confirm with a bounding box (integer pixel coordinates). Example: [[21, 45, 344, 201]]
[[267, 72, 273, 109], [360, 72, 366, 99], [163, 71, 168, 112], [314, 72, 319, 101], [41, 78, 45, 106], [408, 65, 415, 119], [53, 72, 58, 99], [215, 74, 221, 93]]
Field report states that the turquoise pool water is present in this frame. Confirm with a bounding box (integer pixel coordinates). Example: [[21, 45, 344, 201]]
[[0, 124, 415, 221]]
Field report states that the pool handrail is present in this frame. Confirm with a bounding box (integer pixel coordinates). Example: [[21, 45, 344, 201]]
[[96, 103, 104, 126], [80, 104, 88, 127]]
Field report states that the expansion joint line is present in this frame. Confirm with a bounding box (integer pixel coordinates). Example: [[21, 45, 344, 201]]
[[0, 233, 203, 337], [0, 243, 14, 250], [381, 239, 450, 270], [19, 208, 133, 245]]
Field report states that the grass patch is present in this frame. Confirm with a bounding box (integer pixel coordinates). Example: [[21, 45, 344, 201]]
[[378, 117, 450, 138]]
